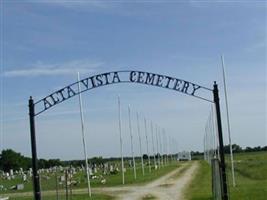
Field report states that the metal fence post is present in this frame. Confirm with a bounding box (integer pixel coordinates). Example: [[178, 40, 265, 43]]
[[29, 96, 41, 200], [213, 83, 228, 200]]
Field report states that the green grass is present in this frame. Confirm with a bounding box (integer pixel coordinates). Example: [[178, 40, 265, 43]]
[[184, 151, 267, 200], [0, 161, 179, 198], [226, 151, 267, 180], [5, 193, 114, 200], [184, 160, 212, 200], [226, 151, 267, 200]]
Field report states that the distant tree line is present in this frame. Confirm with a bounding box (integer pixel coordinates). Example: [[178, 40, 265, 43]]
[[0, 150, 115, 172], [223, 144, 267, 154], [1, 145, 266, 172], [0, 149, 63, 172]]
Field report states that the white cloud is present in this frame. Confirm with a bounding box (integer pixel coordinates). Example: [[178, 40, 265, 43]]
[[3, 59, 104, 77]]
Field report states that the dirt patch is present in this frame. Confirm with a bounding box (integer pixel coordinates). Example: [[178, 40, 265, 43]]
[[169, 163, 190, 180], [158, 183, 174, 188], [141, 193, 157, 200]]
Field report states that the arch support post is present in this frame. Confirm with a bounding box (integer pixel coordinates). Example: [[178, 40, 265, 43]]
[[29, 96, 41, 200], [213, 83, 228, 200]]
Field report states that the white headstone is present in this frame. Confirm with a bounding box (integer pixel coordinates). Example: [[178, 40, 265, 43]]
[[16, 184, 24, 190], [23, 174, 27, 181], [94, 167, 97, 174], [60, 176, 65, 182]]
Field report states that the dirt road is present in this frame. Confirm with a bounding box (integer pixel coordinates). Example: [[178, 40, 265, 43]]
[[94, 161, 198, 200]]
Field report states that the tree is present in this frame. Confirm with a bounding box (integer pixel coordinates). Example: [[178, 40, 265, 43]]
[[0, 149, 31, 172], [90, 157, 104, 165], [143, 154, 148, 160], [223, 144, 242, 153]]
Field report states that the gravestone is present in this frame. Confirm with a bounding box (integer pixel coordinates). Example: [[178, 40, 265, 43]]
[[60, 176, 65, 182], [23, 174, 27, 182], [16, 184, 24, 190]]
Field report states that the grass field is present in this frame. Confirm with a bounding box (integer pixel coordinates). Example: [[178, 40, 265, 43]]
[[184, 160, 212, 200], [0, 161, 180, 199], [6, 193, 114, 200], [227, 151, 267, 200], [184, 151, 267, 200]]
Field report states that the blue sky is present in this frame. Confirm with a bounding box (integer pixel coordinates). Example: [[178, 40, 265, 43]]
[[1, 1, 266, 160]]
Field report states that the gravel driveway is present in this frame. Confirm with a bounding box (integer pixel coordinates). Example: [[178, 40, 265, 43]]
[[94, 161, 199, 200]]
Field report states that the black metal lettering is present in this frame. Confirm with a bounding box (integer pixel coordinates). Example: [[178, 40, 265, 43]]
[[56, 89, 67, 101], [165, 76, 173, 89], [137, 72, 145, 83], [35, 71, 213, 115], [112, 72, 121, 83], [102, 73, 110, 85], [96, 75, 103, 86], [50, 94, 60, 105], [130, 71, 137, 82], [43, 98, 53, 110], [156, 75, 164, 87], [67, 86, 76, 98], [191, 84, 201, 96], [173, 79, 183, 91], [145, 73, 155, 85], [181, 81, 190, 94], [81, 78, 90, 89], [89, 76, 96, 88]]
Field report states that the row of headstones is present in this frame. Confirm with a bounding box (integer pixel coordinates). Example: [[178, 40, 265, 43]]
[[3, 158, 161, 190], [0, 158, 162, 192], [0, 168, 32, 181], [53, 163, 122, 187], [0, 162, 124, 190], [0, 157, 167, 184]]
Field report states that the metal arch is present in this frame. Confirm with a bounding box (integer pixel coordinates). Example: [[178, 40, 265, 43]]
[[28, 73, 229, 200], [33, 70, 214, 116]]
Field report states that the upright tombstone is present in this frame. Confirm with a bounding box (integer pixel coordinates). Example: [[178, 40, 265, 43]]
[[23, 174, 27, 182], [6, 172, 10, 180], [60, 175, 65, 182], [110, 165, 114, 173], [19, 168, 24, 175], [16, 184, 24, 190], [29, 168, 33, 177]]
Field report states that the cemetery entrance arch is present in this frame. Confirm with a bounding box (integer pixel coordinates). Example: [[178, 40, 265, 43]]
[[28, 70, 228, 200]]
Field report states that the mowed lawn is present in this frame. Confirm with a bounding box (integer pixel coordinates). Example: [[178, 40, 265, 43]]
[[7, 193, 114, 200], [184, 151, 267, 200], [0, 162, 179, 192], [0, 161, 180, 199]]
